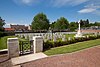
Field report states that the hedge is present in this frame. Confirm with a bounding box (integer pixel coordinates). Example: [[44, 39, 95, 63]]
[[43, 35, 100, 51]]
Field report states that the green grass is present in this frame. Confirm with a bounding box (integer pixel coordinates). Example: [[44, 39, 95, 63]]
[[65, 34, 75, 38], [0, 36, 27, 50], [0, 36, 16, 50], [44, 39, 100, 56]]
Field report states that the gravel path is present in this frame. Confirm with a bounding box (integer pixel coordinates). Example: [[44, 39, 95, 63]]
[[0, 54, 12, 67], [21, 46, 100, 67]]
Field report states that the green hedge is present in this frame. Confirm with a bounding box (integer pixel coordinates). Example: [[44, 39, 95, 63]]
[[0, 32, 7, 37], [0, 32, 15, 38], [43, 35, 100, 51]]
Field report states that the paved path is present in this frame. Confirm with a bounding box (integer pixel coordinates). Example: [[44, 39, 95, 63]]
[[11, 52, 47, 66], [21, 46, 100, 67], [0, 54, 12, 67]]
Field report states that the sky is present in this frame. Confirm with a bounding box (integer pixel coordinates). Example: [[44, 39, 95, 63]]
[[0, 0, 100, 28]]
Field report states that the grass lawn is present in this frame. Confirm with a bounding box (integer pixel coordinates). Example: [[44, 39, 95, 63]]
[[0, 36, 16, 50], [65, 34, 75, 38], [0, 36, 27, 50], [44, 39, 100, 56]]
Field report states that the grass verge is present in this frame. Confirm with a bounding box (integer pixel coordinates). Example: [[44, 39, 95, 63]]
[[0, 36, 27, 50], [44, 39, 100, 56], [0, 36, 16, 50]]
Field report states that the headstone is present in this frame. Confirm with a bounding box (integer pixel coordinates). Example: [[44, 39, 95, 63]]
[[7, 38, 19, 58], [53, 35, 56, 42], [62, 35, 66, 41], [68, 37, 71, 41], [25, 35, 27, 39]]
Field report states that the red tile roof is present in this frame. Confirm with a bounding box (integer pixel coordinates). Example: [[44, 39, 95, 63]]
[[5, 28, 15, 31]]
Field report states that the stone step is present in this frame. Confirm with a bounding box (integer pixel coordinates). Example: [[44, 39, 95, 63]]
[[11, 52, 47, 66]]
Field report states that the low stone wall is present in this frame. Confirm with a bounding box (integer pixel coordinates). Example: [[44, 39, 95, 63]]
[[81, 30, 100, 34]]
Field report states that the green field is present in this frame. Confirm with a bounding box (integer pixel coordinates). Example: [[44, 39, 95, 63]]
[[44, 39, 100, 56], [0, 36, 27, 50], [0, 36, 16, 50]]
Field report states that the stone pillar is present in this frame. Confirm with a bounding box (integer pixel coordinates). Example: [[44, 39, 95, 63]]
[[7, 38, 19, 58], [33, 36, 43, 53]]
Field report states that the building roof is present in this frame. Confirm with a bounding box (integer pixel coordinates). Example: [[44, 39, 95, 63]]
[[5, 28, 15, 31]]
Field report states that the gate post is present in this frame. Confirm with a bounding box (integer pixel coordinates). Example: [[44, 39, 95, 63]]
[[33, 36, 43, 53], [7, 38, 19, 58]]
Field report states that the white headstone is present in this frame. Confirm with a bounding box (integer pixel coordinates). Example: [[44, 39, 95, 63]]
[[62, 35, 66, 41]]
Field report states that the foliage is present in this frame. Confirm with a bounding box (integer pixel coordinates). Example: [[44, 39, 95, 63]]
[[43, 35, 100, 51], [69, 22, 78, 31], [50, 21, 56, 29], [54, 17, 69, 30], [80, 19, 89, 27], [0, 32, 7, 37], [31, 13, 50, 31], [0, 36, 28, 50], [44, 39, 100, 56], [0, 17, 5, 32], [0, 36, 16, 50]]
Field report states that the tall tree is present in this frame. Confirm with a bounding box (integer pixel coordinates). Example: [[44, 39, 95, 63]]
[[50, 21, 56, 29], [0, 17, 5, 31], [31, 13, 50, 30], [94, 22, 100, 26], [54, 17, 69, 30], [80, 19, 89, 27], [69, 22, 78, 31]]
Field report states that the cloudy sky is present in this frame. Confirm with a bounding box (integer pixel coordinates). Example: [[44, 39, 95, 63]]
[[0, 0, 100, 27]]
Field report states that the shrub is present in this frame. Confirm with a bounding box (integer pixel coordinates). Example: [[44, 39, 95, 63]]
[[43, 41, 54, 51], [43, 34, 100, 51], [22, 35, 25, 39], [0, 32, 7, 37]]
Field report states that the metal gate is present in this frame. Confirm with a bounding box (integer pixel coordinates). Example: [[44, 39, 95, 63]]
[[19, 40, 33, 56]]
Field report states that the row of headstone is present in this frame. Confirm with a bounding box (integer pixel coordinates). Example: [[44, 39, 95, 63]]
[[43, 33, 71, 42], [15, 33, 76, 42], [15, 33, 46, 40]]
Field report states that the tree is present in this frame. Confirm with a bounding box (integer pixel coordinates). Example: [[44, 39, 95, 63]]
[[0, 17, 5, 31], [94, 22, 100, 26], [69, 22, 78, 31], [50, 21, 56, 29], [54, 17, 69, 30], [31, 13, 50, 31], [80, 19, 89, 27]]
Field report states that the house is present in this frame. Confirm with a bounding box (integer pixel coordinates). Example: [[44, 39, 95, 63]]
[[4, 28, 15, 32], [10, 24, 29, 32]]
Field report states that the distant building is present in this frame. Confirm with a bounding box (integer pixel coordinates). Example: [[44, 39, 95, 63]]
[[80, 26, 100, 34], [4, 28, 15, 32], [10, 24, 29, 32], [28, 25, 32, 30]]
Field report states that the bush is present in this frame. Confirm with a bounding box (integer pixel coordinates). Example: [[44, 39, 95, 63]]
[[0, 32, 8, 37], [22, 35, 25, 39], [43, 35, 100, 51], [43, 41, 53, 51]]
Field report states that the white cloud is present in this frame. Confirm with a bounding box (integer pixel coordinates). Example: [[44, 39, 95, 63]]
[[78, 4, 100, 14], [21, 0, 33, 4], [85, 4, 100, 9], [78, 8, 96, 13], [13, 0, 39, 5], [50, 0, 89, 7]]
